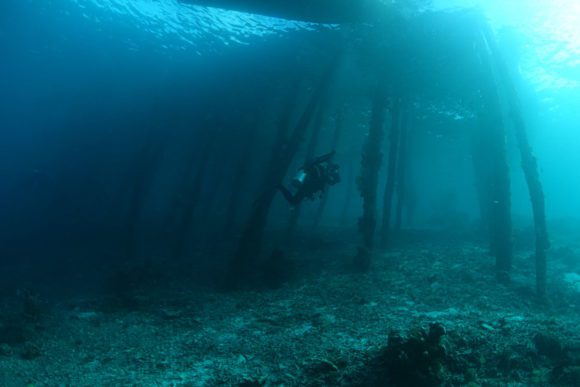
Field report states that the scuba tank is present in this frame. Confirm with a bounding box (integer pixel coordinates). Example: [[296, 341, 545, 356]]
[[291, 169, 307, 188]]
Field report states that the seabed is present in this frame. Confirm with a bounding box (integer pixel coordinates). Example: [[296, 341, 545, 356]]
[[1, 228, 579, 386]]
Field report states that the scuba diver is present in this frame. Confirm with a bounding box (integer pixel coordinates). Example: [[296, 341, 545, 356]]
[[277, 151, 340, 206]]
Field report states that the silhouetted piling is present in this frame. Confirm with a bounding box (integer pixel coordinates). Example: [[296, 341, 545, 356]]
[[223, 104, 263, 235], [486, 113, 512, 280], [286, 91, 328, 239], [124, 131, 166, 259], [355, 81, 387, 271], [481, 23, 549, 296], [339, 155, 355, 227], [380, 96, 401, 248], [313, 104, 343, 230], [394, 107, 409, 233], [471, 117, 493, 239], [476, 27, 513, 281], [171, 129, 217, 259], [224, 59, 338, 290]]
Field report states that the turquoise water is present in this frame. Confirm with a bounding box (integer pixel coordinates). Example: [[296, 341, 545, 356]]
[[434, 0, 579, 93], [1, 0, 578, 220], [1, 1, 580, 385], [413, 0, 580, 218], [41, 0, 323, 52]]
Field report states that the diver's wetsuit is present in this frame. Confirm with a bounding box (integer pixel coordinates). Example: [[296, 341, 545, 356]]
[[277, 151, 339, 206]]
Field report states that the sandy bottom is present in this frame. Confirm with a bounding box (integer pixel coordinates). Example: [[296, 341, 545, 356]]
[[1, 232, 580, 386]]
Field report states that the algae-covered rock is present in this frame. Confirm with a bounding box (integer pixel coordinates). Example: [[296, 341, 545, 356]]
[[365, 323, 449, 386], [533, 332, 565, 361]]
